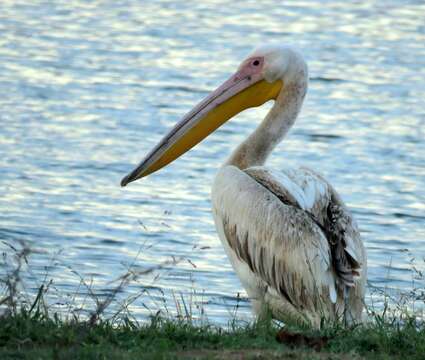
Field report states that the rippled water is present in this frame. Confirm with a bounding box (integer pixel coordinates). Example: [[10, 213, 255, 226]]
[[1, 1, 424, 323]]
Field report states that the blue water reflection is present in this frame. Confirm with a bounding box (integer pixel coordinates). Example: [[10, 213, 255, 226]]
[[0, 0, 424, 323]]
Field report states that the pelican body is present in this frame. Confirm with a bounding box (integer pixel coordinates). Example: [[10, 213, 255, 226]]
[[122, 45, 367, 327]]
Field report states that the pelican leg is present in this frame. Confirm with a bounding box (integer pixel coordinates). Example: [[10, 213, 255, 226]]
[[264, 292, 314, 328]]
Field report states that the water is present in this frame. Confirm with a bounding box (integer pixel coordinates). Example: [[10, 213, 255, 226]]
[[1, 0, 424, 323]]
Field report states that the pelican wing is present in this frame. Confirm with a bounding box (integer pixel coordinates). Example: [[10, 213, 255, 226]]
[[213, 166, 336, 313], [212, 165, 365, 315], [245, 166, 364, 287]]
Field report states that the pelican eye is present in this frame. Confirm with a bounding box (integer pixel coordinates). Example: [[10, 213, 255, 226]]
[[253, 60, 260, 66]]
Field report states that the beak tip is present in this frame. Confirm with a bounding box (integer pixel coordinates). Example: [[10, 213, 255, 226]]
[[120, 175, 131, 187]]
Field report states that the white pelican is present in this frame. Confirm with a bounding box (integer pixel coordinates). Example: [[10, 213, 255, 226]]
[[121, 45, 367, 328]]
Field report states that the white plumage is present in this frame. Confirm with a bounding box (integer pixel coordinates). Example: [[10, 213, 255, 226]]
[[212, 165, 366, 327], [209, 46, 367, 327], [121, 45, 367, 328]]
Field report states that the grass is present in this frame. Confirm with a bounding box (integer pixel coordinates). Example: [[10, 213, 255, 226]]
[[1, 310, 425, 359], [1, 240, 425, 359]]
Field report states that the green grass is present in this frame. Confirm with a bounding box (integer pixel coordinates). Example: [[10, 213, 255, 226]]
[[1, 240, 425, 359], [1, 309, 425, 359]]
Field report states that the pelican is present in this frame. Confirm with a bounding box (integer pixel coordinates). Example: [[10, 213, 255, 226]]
[[121, 45, 366, 328]]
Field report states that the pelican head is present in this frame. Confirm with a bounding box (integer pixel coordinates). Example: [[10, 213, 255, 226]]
[[121, 45, 307, 186]]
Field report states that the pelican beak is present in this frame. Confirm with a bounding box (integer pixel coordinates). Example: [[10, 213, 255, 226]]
[[121, 57, 282, 186]]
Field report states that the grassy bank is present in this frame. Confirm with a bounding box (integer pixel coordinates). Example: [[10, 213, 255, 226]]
[[1, 310, 425, 359], [1, 240, 425, 359]]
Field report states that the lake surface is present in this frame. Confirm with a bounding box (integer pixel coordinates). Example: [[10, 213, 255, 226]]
[[1, 0, 424, 324]]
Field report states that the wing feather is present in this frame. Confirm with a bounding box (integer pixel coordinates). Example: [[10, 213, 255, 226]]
[[212, 165, 366, 322], [212, 166, 337, 315], [246, 166, 364, 287]]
